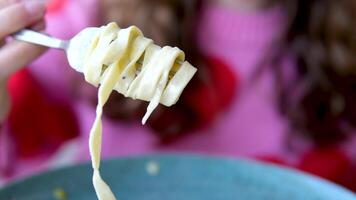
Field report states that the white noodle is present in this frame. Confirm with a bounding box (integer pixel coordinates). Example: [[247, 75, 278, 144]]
[[83, 22, 197, 200]]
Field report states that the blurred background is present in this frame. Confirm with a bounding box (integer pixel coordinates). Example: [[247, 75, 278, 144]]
[[0, 0, 356, 193]]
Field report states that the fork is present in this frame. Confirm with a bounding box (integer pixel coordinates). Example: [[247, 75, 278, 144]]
[[12, 28, 99, 72]]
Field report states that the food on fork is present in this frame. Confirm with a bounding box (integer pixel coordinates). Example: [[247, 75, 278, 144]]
[[83, 22, 197, 200]]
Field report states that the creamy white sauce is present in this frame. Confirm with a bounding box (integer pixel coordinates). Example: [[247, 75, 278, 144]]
[[83, 22, 197, 200]]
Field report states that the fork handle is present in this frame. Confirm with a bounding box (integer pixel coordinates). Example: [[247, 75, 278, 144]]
[[12, 29, 68, 50]]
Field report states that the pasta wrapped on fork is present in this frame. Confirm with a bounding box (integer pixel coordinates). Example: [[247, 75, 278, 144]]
[[83, 22, 197, 200]]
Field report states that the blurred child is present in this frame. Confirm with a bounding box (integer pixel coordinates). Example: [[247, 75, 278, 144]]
[[1, 0, 355, 191]]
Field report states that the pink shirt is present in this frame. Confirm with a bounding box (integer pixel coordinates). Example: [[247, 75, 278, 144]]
[[2, 0, 355, 187], [165, 4, 291, 157], [32, 1, 291, 167], [30, 1, 292, 161]]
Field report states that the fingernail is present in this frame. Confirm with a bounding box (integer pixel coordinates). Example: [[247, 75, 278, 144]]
[[24, 1, 45, 17]]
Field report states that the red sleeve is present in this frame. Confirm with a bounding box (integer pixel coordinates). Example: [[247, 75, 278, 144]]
[[147, 55, 239, 142], [7, 69, 79, 158]]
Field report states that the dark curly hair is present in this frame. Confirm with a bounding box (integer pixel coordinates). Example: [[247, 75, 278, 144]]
[[282, 0, 356, 146]]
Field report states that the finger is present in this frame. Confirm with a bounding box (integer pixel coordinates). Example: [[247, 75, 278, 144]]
[[0, 41, 47, 79], [30, 19, 46, 31], [0, 1, 45, 39], [0, 0, 20, 9]]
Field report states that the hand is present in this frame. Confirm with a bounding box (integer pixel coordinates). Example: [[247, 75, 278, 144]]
[[0, 0, 47, 121]]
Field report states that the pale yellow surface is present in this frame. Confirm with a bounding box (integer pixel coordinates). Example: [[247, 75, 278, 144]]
[[83, 22, 197, 200]]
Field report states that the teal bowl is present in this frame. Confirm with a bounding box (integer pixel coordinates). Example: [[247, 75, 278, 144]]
[[0, 154, 355, 200]]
